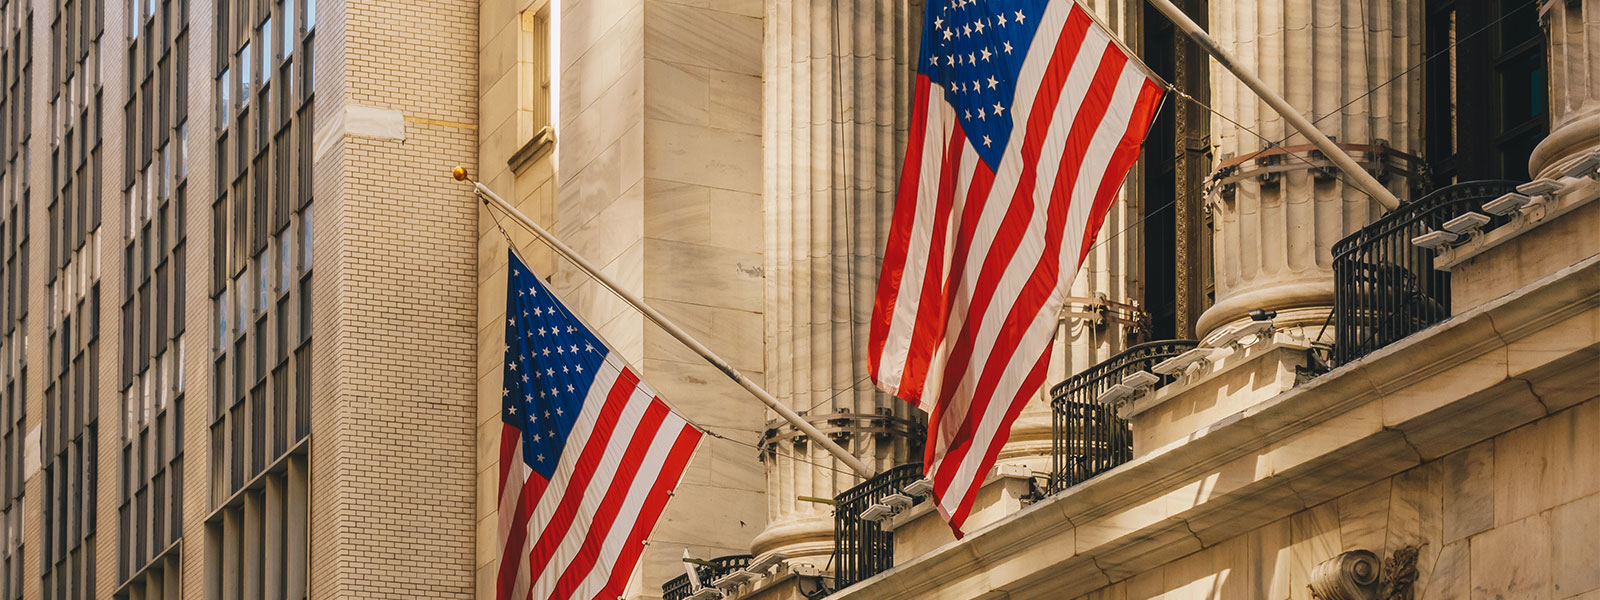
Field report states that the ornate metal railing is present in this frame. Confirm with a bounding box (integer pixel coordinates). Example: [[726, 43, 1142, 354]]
[[662, 554, 754, 600], [1332, 180, 1519, 365], [1049, 340, 1197, 494], [833, 462, 925, 590]]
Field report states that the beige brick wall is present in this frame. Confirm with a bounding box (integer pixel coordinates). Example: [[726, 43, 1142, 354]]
[[310, 0, 481, 597]]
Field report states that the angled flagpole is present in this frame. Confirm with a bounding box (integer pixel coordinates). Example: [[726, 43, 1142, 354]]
[[1143, 0, 1403, 211], [457, 168, 878, 479]]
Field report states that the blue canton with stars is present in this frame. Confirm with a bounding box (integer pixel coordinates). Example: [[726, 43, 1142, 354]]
[[502, 250, 608, 479], [920, 0, 1049, 167]]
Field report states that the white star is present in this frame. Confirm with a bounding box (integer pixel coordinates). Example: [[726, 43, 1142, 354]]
[[982, 135, 992, 147], [552, 388, 560, 396], [997, 13, 1007, 27], [566, 326, 576, 333], [536, 454, 545, 462], [528, 287, 537, 296], [1003, 41, 1014, 54], [542, 348, 551, 356], [538, 327, 547, 336], [521, 310, 528, 317], [532, 433, 541, 442], [934, 16, 943, 28], [521, 374, 530, 382], [981, 47, 992, 61], [964, 109, 972, 119], [576, 365, 584, 373], [528, 414, 535, 423], [1014, 10, 1025, 24], [556, 407, 564, 416], [968, 52, 975, 64], [586, 343, 595, 352], [567, 384, 575, 392], [974, 20, 984, 33], [547, 368, 555, 376], [533, 307, 543, 316], [508, 317, 516, 326], [525, 394, 534, 402], [994, 102, 1005, 116], [962, 24, 971, 36], [508, 405, 517, 414], [562, 366, 569, 373], [512, 268, 520, 276], [569, 345, 578, 353], [545, 410, 552, 418], [946, 55, 955, 66], [509, 359, 519, 371], [972, 80, 980, 91], [929, 55, 938, 67], [502, 388, 510, 397], [977, 108, 986, 120], [987, 76, 999, 89], [557, 346, 565, 354], [943, 28, 953, 40], [518, 289, 525, 296]]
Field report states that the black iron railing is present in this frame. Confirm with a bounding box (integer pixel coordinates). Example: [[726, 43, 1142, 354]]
[[1332, 180, 1519, 365], [833, 462, 925, 590], [662, 554, 753, 600], [1049, 340, 1197, 494]]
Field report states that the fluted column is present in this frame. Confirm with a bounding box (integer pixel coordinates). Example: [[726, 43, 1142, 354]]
[[1531, 0, 1600, 179], [756, 0, 923, 567], [1197, 0, 1423, 338]]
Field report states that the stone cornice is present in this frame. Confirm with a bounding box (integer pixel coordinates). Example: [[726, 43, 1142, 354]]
[[832, 254, 1600, 600]]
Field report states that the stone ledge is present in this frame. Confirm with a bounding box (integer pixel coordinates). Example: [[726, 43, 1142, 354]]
[[829, 254, 1600, 600]]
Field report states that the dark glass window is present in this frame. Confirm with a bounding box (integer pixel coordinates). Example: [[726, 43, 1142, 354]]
[[1425, 0, 1547, 186], [204, 0, 314, 597]]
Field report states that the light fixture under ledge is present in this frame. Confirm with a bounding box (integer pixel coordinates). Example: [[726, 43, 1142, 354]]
[[1094, 383, 1137, 405], [1152, 347, 1217, 375], [859, 503, 893, 522], [745, 552, 788, 575], [1411, 229, 1460, 250], [901, 477, 934, 497], [1517, 178, 1563, 197], [687, 588, 724, 600], [1563, 152, 1600, 180], [1483, 192, 1533, 216], [712, 570, 756, 591], [1211, 320, 1275, 348], [1442, 211, 1492, 235], [1120, 370, 1160, 389], [881, 492, 914, 511]]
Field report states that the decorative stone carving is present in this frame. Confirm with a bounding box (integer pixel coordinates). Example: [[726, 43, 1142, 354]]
[[1308, 549, 1380, 600], [1380, 545, 1420, 600], [1307, 546, 1421, 600]]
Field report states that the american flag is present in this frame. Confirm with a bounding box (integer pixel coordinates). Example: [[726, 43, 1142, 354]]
[[868, 0, 1163, 534], [495, 250, 702, 600]]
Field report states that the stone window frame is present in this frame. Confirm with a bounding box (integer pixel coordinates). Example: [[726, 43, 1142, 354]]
[[508, 0, 554, 174]]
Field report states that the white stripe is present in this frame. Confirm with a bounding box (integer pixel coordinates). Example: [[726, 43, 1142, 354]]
[[928, 30, 1113, 468], [498, 437, 526, 538], [876, 85, 958, 400], [529, 383, 658, 598], [520, 354, 626, 556], [938, 64, 1153, 518], [567, 414, 693, 600]]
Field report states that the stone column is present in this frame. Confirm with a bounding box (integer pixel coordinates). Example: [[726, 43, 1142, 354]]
[[755, 0, 924, 567], [1531, 0, 1600, 179], [1196, 0, 1423, 338]]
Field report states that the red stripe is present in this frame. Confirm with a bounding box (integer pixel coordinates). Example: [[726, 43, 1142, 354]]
[[524, 369, 642, 582], [943, 349, 1053, 536], [498, 423, 520, 497], [497, 470, 550, 600], [547, 401, 672, 599], [927, 9, 1105, 492], [895, 122, 969, 401], [597, 425, 703, 600], [1078, 81, 1164, 266], [869, 75, 935, 381]]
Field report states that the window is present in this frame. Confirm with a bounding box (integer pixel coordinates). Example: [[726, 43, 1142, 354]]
[[117, 0, 186, 594], [517, 5, 553, 144], [205, 0, 314, 597], [40, 0, 101, 598], [0, 10, 30, 585], [1425, 0, 1547, 186]]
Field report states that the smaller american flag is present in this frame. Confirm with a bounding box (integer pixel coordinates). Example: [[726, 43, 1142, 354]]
[[495, 250, 702, 600]]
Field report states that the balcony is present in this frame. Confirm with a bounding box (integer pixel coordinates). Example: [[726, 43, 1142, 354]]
[[832, 462, 926, 590], [1048, 340, 1197, 494], [662, 554, 753, 600], [1332, 180, 1519, 364]]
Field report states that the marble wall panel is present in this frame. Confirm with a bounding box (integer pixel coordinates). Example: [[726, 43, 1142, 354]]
[[1469, 513, 1552, 600]]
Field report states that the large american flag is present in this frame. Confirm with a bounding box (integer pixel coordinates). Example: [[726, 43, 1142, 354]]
[[868, 0, 1163, 534], [496, 250, 702, 600]]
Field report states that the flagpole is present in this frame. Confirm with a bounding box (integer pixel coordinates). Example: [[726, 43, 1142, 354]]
[[459, 169, 878, 479], [1142, 0, 1403, 211]]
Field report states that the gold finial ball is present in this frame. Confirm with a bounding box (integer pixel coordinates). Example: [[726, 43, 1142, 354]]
[[451, 166, 469, 181]]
